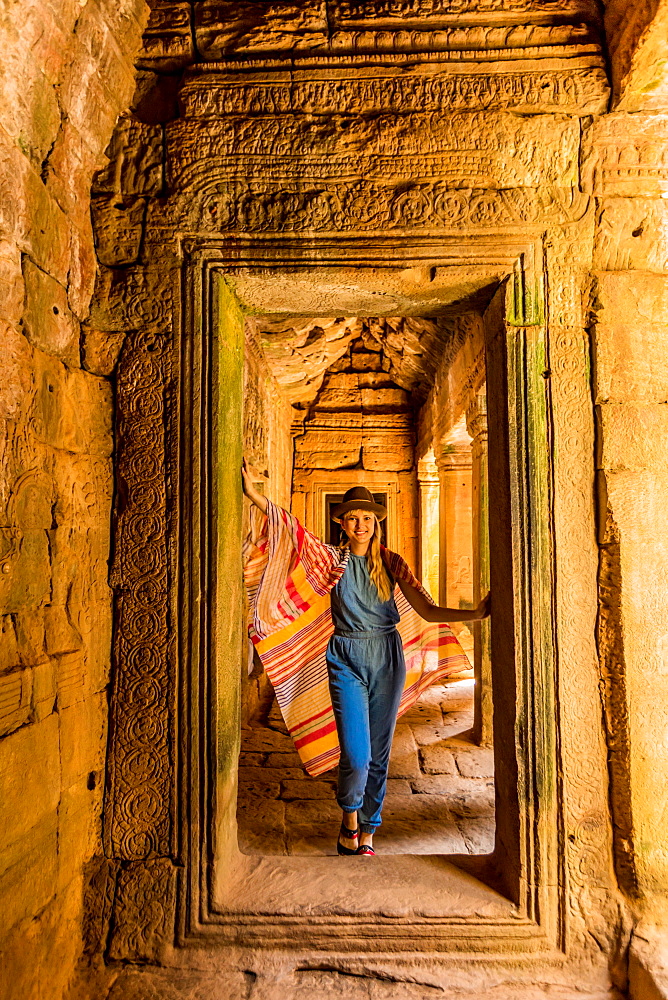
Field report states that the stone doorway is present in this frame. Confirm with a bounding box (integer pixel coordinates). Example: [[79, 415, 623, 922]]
[[105, 242, 569, 958], [239, 303, 495, 858]]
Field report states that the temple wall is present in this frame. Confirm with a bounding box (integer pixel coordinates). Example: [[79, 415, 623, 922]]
[[587, 109, 668, 946], [0, 3, 148, 997], [241, 321, 294, 721]]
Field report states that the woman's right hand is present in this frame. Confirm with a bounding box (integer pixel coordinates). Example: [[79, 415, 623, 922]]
[[242, 458, 269, 513]]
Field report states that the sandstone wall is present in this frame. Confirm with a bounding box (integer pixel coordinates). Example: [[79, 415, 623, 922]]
[[242, 321, 294, 721], [0, 2, 148, 997], [588, 108, 668, 939]]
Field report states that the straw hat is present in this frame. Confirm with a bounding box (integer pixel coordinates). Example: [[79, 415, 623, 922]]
[[330, 486, 387, 521]]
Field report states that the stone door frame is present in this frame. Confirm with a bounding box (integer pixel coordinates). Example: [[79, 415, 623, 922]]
[[105, 231, 568, 962]]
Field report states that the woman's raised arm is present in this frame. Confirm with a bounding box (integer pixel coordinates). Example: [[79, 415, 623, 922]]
[[397, 580, 490, 624], [241, 458, 269, 514]]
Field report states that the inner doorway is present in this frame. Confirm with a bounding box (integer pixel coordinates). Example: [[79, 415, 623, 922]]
[[239, 309, 494, 857]]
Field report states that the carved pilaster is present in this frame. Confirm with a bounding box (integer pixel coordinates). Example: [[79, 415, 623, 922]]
[[436, 441, 472, 609], [417, 456, 440, 601], [467, 389, 493, 746]]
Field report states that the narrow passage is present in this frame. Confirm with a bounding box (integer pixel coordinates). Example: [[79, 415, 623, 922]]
[[237, 677, 494, 856]]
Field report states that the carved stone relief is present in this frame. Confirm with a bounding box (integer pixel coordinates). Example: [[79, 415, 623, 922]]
[[98, 0, 618, 963]]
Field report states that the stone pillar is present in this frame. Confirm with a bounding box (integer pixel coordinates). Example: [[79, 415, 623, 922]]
[[467, 390, 493, 746], [417, 456, 440, 600], [436, 443, 473, 610]]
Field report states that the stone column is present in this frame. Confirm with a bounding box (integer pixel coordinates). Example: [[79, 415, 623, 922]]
[[467, 390, 493, 746], [436, 443, 473, 610], [417, 456, 440, 600]]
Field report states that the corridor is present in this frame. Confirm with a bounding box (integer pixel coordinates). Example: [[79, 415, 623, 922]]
[[237, 675, 494, 857]]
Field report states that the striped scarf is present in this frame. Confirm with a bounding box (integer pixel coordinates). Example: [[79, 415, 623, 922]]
[[243, 500, 471, 776]]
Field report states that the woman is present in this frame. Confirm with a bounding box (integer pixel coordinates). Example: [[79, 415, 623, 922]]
[[242, 465, 490, 857]]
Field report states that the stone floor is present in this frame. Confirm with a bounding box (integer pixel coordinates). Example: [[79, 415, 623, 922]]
[[237, 676, 495, 857]]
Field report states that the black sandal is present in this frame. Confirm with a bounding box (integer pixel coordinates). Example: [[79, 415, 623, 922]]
[[356, 844, 376, 856], [336, 822, 359, 856]]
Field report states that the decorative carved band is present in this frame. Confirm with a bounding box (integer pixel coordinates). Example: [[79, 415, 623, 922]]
[[332, 0, 599, 19], [172, 182, 588, 236], [106, 328, 173, 861], [181, 68, 608, 117]]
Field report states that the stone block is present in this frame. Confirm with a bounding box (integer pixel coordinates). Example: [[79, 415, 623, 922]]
[[0, 714, 60, 860], [32, 660, 57, 720], [410, 724, 453, 747], [22, 260, 79, 364], [0, 818, 58, 940], [95, 119, 164, 196], [240, 727, 296, 754], [0, 241, 25, 325], [238, 766, 304, 783], [59, 691, 106, 789], [384, 779, 413, 798], [0, 668, 31, 737], [280, 779, 336, 800], [362, 426, 414, 471], [56, 780, 102, 892], [419, 745, 458, 776], [388, 725, 420, 779], [454, 747, 495, 779], [238, 777, 281, 800], [411, 774, 461, 795], [15, 610, 47, 666], [592, 272, 668, 403], [67, 219, 98, 321], [56, 653, 87, 709], [237, 798, 285, 855], [265, 751, 305, 769], [361, 387, 411, 415], [284, 798, 340, 830], [400, 701, 443, 725], [30, 356, 113, 456], [586, 113, 668, 198], [0, 322, 34, 421], [379, 795, 468, 855], [0, 616, 19, 672], [194, 1, 328, 61], [91, 196, 147, 267], [594, 198, 668, 273], [456, 816, 495, 855], [0, 530, 51, 615], [44, 604, 83, 658], [0, 129, 71, 283], [352, 351, 382, 372], [238, 752, 264, 767], [597, 404, 668, 473], [58, 7, 137, 142], [81, 328, 126, 377]]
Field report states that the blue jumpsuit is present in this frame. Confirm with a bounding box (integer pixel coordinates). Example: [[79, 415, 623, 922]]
[[327, 553, 407, 834]]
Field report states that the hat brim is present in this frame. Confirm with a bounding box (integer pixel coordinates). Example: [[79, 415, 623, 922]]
[[331, 500, 387, 521]]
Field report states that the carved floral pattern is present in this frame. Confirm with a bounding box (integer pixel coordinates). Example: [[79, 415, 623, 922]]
[[177, 182, 588, 235]]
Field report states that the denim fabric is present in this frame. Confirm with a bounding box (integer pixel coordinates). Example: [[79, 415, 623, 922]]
[[330, 552, 399, 633], [326, 554, 406, 833], [327, 631, 406, 831]]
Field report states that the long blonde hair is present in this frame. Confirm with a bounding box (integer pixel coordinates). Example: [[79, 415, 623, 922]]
[[339, 510, 393, 602]]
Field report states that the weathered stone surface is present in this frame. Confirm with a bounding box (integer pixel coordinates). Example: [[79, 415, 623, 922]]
[[594, 198, 668, 273], [388, 725, 420, 779], [21, 261, 79, 364], [455, 747, 495, 779], [280, 779, 337, 800], [419, 745, 458, 775], [0, 0, 149, 990], [592, 272, 668, 403], [4, 0, 668, 990]]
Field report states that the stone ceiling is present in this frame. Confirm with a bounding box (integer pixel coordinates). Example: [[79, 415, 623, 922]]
[[248, 314, 466, 407]]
